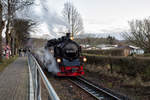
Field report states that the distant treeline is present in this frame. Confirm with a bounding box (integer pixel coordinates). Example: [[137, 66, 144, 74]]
[[75, 37, 119, 45]]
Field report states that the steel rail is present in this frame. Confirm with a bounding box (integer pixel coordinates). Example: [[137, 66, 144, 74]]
[[70, 77, 128, 100]]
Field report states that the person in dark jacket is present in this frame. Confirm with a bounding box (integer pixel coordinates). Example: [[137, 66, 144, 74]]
[[18, 49, 21, 56]]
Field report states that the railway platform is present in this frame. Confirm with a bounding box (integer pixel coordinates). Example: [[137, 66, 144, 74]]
[[0, 57, 29, 100]]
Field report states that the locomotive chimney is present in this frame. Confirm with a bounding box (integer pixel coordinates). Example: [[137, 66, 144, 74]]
[[66, 33, 71, 38]]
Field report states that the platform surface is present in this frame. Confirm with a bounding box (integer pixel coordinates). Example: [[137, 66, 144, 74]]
[[0, 57, 29, 100]]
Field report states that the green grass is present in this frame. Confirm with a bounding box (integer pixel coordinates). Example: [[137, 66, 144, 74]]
[[0, 56, 18, 72]]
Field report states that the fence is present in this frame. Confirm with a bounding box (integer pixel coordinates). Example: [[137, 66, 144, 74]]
[[27, 53, 60, 100]]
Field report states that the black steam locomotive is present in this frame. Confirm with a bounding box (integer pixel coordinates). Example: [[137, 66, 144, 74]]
[[45, 33, 86, 76]]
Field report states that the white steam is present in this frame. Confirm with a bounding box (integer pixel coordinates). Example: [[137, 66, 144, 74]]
[[35, 47, 60, 74], [17, 0, 69, 38], [38, 0, 68, 36]]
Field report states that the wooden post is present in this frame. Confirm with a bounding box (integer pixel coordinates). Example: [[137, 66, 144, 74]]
[[109, 56, 113, 74]]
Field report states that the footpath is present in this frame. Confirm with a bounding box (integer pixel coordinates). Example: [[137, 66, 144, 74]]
[[0, 57, 29, 100]]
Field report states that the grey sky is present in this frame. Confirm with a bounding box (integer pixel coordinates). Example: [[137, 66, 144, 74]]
[[48, 0, 150, 33], [30, 0, 150, 39]]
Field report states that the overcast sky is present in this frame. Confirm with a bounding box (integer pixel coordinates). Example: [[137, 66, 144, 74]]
[[47, 0, 150, 33], [30, 0, 150, 39]]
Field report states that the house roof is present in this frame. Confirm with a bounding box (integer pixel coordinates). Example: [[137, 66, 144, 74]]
[[117, 45, 142, 50], [129, 45, 140, 49]]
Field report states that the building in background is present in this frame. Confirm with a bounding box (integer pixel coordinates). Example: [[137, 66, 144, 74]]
[[83, 44, 144, 56]]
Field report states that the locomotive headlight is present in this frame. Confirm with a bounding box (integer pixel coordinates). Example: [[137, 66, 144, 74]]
[[57, 58, 61, 63], [70, 36, 74, 40], [83, 57, 87, 62]]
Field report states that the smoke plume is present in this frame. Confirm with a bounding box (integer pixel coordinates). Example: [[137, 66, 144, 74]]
[[17, 0, 68, 38], [35, 47, 60, 74]]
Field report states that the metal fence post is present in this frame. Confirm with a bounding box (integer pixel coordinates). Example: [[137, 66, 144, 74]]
[[35, 64, 37, 100], [37, 71, 41, 100]]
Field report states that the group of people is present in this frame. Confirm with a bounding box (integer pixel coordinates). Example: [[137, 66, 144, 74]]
[[2, 45, 11, 59], [2, 46, 31, 59], [18, 48, 27, 57]]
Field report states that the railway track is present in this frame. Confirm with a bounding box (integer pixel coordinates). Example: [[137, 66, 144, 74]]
[[34, 53, 130, 100], [70, 76, 130, 100]]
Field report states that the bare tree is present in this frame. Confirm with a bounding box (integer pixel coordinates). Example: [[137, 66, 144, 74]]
[[10, 18, 36, 55], [123, 17, 150, 53], [107, 35, 116, 45], [0, 2, 3, 61], [62, 2, 84, 37], [0, 0, 34, 59], [0, 1, 5, 61], [13, 19, 36, 45], [4, 0, 34, 45]]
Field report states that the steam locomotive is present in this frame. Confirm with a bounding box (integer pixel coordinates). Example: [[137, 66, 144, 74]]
[[45, 33, 86, 76]]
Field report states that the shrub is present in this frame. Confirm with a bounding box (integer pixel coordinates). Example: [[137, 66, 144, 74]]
[[136, 53, 150, 57], [83, 49, 125, 56], [0, 56, 18, 72], [84, 53, 150, 80]]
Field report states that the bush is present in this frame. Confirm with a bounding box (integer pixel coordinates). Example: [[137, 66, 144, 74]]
[[136, 53, 150, 57], [83, 49, 125, 56], [0, 56, 18, 72], [84, 53, 150, 80]]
